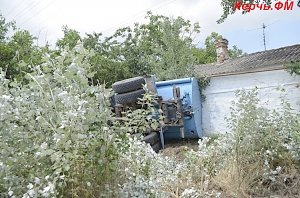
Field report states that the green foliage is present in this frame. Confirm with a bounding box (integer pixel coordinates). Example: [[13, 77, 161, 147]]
[[218, 0, 237, 24], [0, 14, 15, 40], [196, 76, 211, 101], [203, 32, 222, 63], [193, 32, 245, 64], [149, 15, 199, 80], [221, 89, 300, 196], [0, 44, 125, 197], [227, 90, 285, 176], [54, 12, 201, 85], [229, 45, 244, 58], [0, 40, 299, 197], [116, 88, 300, 197], [2, 9, 297, 198], [1, 11, 247, 86], [56, 26, 81, 49], [181, 89, 300, 197], [218, 0, 273, 23], [121, 89, 162, 134], [55, 27, 133, 86], [6, 30, 44, 80], [89, 12, 200, 81], [0, 14, 45, 81], [0, 13, 246, 86], [218, 0, 249, 23], [288, 61, 300, 75]]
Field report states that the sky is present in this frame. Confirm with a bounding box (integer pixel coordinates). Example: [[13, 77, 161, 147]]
[[0, 0, 299, 54]]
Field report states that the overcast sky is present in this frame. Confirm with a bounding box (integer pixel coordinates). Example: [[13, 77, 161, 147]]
[[1, 0, 299, 53]]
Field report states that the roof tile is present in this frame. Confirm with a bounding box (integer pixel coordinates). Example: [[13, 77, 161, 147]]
[[195, 44, 300, 76]]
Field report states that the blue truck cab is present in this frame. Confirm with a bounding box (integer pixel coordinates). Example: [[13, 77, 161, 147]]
[[155, 77, 202, 140], [112, 76, 202, 151]]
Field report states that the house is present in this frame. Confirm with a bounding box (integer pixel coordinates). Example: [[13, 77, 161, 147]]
[[195, 39, 300, 135]]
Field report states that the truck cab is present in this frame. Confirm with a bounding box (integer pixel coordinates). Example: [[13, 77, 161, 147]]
[[111, 76, 202, 151]]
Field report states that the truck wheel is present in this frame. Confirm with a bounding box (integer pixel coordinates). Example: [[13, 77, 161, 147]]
[[143, 132, 160, 146], [112, 76, 145, 94], [115, 89, 145, 105], [152, 142, 162, 153], [143, 132, 162, 153], [110, 95, 116, 107]]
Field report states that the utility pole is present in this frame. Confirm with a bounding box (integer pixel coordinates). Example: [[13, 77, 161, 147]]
[[248, 21, 278, 51], [262, 23, 266, 51]]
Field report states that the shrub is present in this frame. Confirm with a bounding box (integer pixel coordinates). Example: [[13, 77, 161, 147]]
[[1, 42, 299, 197], [0, 44, 124, 197], [120, 89, 162, 134], [171, 89, 300, 197], [189, 89, 300, 197]]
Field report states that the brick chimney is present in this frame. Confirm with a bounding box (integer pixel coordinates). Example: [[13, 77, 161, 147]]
[[215, 38, 229, 64]]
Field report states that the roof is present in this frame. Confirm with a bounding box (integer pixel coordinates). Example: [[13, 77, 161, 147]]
[[194, 44, 300, 77]]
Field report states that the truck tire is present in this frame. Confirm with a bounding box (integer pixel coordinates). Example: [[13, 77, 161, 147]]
[[115, 89, 145, 105], [143, 132, 160, 146], [143, 132, 162, 153], [110, 95, 116, 107], [112, 76, 145, 94], [152, 142, 162, 153]]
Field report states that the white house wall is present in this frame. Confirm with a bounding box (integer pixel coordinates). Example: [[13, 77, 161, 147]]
[[202, 69, 300, 135]]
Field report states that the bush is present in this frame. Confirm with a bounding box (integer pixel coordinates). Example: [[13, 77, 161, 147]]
[[0, 44, 125, 197], [1, 42, 299, 197], [185, 89, 300, 197]]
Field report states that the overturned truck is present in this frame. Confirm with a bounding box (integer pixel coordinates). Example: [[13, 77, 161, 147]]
[[111, 76, 203, 152]]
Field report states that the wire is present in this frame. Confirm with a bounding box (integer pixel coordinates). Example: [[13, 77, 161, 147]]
[[19, 0, 58, 27], [247, 20, 279, 51], [247, 20, 279, 31], [12, 0, 45, 21], [5, 0, 25, 18], [102, 0, 180, 34]]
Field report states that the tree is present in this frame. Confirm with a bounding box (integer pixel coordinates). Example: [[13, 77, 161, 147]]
[[218, 0, 272, 23], [55, 12, 201, 85], [229, 45, 244, 58], [288, 61, 300, 75], [149, 15, 199, 79], [0, 14, 15, 74], [54, 27, 132, 86], [194, 32, 222, 64], [193, 32, 245, 64], [104, 12, 200, 80], [56, 26, 81, 49], [0, 14, 45, 81]]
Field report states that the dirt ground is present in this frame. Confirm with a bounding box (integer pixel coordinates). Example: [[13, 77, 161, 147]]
[[159, 139, 199, 161]]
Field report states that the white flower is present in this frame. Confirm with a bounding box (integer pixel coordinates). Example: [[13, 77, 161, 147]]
[[265, 150, 271, 155], [42, 182, 55, 196], [34, 177, 40, 184], [27, 189, 35, 197], [181, 188, 197, 197], [1, 95, 12, 101], [41, 142, 47, 149], [27, 183, 33, 189], [22, 194, 29, 198], [8, 190, 13, 196], [58, 91, 68, 97]]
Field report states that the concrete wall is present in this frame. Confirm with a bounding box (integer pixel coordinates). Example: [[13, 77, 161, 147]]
[[202, 69, 300, 135]]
